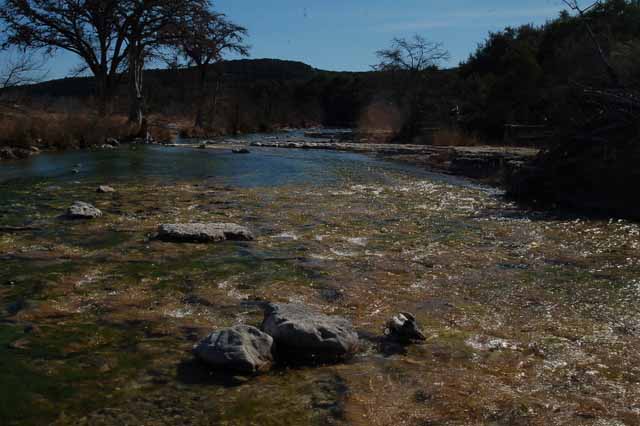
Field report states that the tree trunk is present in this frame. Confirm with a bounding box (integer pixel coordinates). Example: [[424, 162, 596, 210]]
[[209, 75, 222, 130], [127, 46, 145, 133], [95, 71, 110, 116], [194, 66, 208, 128]]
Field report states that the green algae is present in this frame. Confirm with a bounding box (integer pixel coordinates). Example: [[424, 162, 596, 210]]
[[1, 157, 639, 425]]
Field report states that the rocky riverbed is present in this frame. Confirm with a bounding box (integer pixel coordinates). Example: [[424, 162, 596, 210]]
[[1, 147, 639, 425], [236, 138, 538, 182]]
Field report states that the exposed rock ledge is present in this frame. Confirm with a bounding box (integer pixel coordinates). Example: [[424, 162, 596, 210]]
[[157, 223, 254, 243]]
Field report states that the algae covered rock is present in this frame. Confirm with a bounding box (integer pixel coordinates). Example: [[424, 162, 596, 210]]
[[157, 223, 254, 243], [261, 303, 359, 362], [193, 325, 274, 374], [66, 201, 102, 219]]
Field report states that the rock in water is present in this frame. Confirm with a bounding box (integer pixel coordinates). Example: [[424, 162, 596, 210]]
[[232, 148, 250, 154], [193, 325, 274, 374], [385, 312, 426, 343], [157, 223, 254, 243], [97, 185, 115, 193], [261, 303, 359, 362], [67, 202, 102, 219]]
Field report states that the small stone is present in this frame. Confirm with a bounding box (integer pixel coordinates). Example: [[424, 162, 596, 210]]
[[157, 223, 254, 243], [67, 201, 102, 219], [193, 325, 274, 374], [97, 185, 115, 193], [385, 312, 426, 343]]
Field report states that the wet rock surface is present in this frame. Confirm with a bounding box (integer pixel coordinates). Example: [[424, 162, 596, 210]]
[[385, 312, 426, 343], [193, 325, 274, 374], [157, 223, 254, 243], [0, 146, 41, 160], [66, 201, 102, 219], [232, 148, 250, 154], [97, 185, 115, 193], [249, 139, 538, 182], [261, 303, 359, 362]]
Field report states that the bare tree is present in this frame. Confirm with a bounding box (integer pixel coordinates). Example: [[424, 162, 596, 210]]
[[0, 0, 129, 113], [0, 52, 47, 89], [374, 35, 449, 74], [166, 10, 249, 128], [120, 0, 206, 131], [0, 0, 211, 131], [562, 0, 620, 86], [373, 35, 449, 138]]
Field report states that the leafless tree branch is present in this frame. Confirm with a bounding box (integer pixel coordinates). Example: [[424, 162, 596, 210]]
[[0, 52, 48, 89]]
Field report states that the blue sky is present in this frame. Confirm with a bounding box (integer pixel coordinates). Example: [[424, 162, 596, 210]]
[[3, 0, 570, 79]]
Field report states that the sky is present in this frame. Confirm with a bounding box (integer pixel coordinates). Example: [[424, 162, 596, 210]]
[[2, 0, 571, 79]]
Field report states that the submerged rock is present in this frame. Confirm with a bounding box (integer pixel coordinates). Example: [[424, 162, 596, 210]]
[[67, 201, 102, 219], [97, 185, 115, 193], [232, 148, 250, 154], [0, 146, 39, 160], [385, 312, 426, 343], [193, 325, 274, 374], [157, 223, 254, 243], [261, 303, 359, 362]]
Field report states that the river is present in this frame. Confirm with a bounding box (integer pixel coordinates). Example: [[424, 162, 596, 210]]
[[1, 133, 639, 425]]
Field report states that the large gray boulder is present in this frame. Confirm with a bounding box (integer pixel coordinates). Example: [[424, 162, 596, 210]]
[[157, 223, 254, 243], [193, 325, 274, 374], [261, 303, 359, 362], [67, 201, 102, 219]]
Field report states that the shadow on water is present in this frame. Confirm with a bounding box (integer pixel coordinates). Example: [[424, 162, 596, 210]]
[[176, 358, 250, 387]]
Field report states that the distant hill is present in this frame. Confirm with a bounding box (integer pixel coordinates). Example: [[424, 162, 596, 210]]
[[8, 58, 322, 99]]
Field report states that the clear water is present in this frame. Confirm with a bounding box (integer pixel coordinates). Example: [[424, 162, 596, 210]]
[[0, 133, 469, 188], [3, 132, 637, 426]]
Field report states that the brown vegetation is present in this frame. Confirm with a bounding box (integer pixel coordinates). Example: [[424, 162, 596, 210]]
[[0, 107, 132, 148], [431, 128, 481, 147]]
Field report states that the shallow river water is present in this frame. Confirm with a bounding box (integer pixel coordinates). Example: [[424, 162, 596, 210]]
[[1, 136, 640, 426]]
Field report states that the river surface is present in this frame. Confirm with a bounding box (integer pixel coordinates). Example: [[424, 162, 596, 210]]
[[1, 133, 639, 425]]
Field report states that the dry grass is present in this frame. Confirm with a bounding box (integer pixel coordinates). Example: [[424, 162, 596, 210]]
[[431, 127, 481, 146], [0, 108, 133, 148], [0, 108, 187, 148]]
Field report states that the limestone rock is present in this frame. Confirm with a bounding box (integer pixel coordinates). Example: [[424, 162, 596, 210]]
[[97, 185, 115, 193], [385, 312, 426, 342], [261, 303, 359, 362], [67, 201, 102, 219], [157, 223, 254, 243], [193, 325, 274, 373]]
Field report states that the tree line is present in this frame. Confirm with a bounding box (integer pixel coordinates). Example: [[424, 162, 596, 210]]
[[0, 0, 248, 136]]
